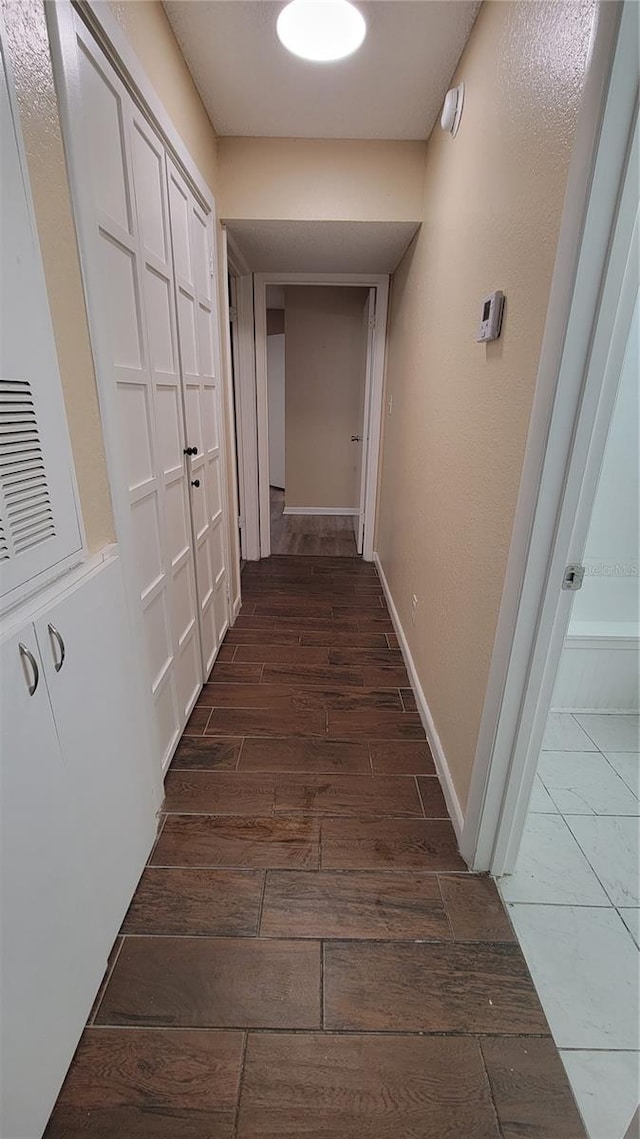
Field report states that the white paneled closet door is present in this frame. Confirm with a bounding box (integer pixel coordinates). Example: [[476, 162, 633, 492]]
[[73, 28, 202, 768], [167, 160, 230, 674], [128, 108, 202, 726]]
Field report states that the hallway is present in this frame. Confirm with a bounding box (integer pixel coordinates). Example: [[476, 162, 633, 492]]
[[45, 557, 586, 1138], [270, 487, 358, 556]]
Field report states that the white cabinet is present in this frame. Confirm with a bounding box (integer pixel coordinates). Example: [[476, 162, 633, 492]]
[[0, 557, 157, 1139], [0, 32, 82, 611]]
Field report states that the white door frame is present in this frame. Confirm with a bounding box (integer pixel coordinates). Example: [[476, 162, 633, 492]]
[[460, 0, 638, 873], [47, 0, 240, 768], [254, 272, 389, 560], [226, 234, 260, 561]]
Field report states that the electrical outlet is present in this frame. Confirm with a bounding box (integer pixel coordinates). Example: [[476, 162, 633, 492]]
[[411, 593, 418, 626], [388, 394, 393, 415]]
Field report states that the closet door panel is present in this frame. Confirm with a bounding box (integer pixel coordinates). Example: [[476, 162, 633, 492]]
[[74, 30, 181, 768], [129, 110, 201, 724], [168, 160, 230, 673]]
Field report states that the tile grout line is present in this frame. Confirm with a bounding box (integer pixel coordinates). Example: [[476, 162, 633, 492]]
[[232, 1030, 249, 1139]]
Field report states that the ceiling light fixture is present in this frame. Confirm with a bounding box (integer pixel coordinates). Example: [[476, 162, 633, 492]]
[[276, 0, 366, 63]]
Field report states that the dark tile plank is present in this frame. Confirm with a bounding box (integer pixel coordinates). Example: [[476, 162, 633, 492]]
[[327, 710, 425, 739], [237, 1033, 499, 1139], [183, 707, 211, 735], [386, 633, 400, 648], [45, 1106, 234, 1138], [170, 737, 242, 771], [48, 1027, 242, 1131], [300, 631, 388, 648], [260, 871, 450, 939], [121, 868, 264, 936], [329, 647, 405, 666], [312, 687, 403, 711], [254, 604, 333, 618], [197, 684, 298, 709], [416, 776, 449, 817], [369, 740, 435, 775], [480, 1037, 587, 1138], [324, 941, 550, 1034], [207, 663, 264, 684], [261, 663, 365, 687], [239, 738, 370, 774], [321, 818, 467, 871], [152, 815, 320, 869], [215, 642, 237, 661], [163, 772, 276, 815], [224, 629, 301, 645], [438, 875, 517, 942], [275, 775, 422, 817], [205, 708, 326, 737], [234, 615, 359, 632], [357, 618, 395, 632], [96, 937, 321, 1029], [362, 665, 411, 686], [400, 688, 418, 712], [234, 645, 329, 664]]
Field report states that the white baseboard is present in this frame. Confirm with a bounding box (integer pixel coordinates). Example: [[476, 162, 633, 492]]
[[374, 552, 465, 845], [283, 506, 358, 516]]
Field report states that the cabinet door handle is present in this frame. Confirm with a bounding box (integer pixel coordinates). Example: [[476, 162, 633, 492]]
[[18, 642, 39, 696], [48, 623, 66, 672]]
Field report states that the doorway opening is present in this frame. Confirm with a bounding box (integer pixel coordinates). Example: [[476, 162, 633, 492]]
[[264, 283, 374, 557]]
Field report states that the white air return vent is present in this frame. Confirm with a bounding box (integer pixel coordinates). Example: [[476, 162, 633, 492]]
[[0, 378, 56, 560]]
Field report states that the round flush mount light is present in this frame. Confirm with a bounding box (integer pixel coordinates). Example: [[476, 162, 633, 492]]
[[440, 82, 464, 137], [276, 0, 367, 63]]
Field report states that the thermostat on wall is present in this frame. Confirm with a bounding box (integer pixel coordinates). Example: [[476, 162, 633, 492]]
[[476, 290, 505, 343]]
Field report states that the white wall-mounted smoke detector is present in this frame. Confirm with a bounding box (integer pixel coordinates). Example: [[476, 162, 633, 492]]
[[440, 82, 464, 137]]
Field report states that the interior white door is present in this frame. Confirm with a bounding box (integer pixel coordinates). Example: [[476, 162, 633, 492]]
[[33, 557, 157, 953], [128, 107, 202, 726], [0, 33, 82, 609], [72, 21, 201, 768], [167, 158, 230, 675], [0, 628, 102, 1139], [353, 289, 376, 555]]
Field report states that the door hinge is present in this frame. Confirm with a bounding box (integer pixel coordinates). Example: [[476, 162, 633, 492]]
[[229, 305, 238, 323], [562, 564, 585, 591], [238, 515, 245, 528], [209, 253, 215, 279], [368, 315, 376, 330]]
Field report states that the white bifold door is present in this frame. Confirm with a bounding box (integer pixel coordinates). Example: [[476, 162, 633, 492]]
[[66, 15, 230, 770]]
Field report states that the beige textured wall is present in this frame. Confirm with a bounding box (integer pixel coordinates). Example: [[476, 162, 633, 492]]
[[285, 287, 368, 509], [2, 0, 114, 553], [109, 0, 218, 195], [376, 0, 597, 811], [218, 138, 426, 222]]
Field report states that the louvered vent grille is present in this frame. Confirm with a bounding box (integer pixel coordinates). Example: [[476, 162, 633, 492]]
[[0, 378, 55, 559]]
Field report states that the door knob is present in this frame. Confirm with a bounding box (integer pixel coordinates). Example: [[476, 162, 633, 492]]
[[184, 445, 199, 456], [351, 435, 363, 442], [191, 479, 200, 488]]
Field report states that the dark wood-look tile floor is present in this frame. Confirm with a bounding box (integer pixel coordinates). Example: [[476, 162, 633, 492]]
[[45, 556, 587, 1139]]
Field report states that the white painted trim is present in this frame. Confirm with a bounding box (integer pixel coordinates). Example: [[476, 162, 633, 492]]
[[282, 506, 358, 516], [226, 231, 250, 277], [461, 0, 638, 872], [374, 552, 465, 844], [219, 227, 242, 620], [254, 273, 389, 561], [229, 273, 260, 560]]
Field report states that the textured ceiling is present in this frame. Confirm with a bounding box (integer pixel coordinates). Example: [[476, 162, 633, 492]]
[[163, 1, 480, 140], [225, 219, 420, 272]]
